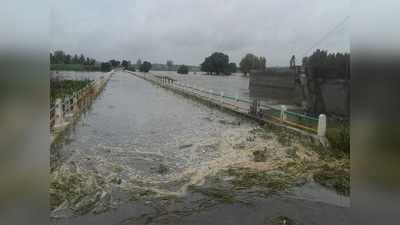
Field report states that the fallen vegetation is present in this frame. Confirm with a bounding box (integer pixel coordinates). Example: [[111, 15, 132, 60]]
[[50, 164, 113, 216]]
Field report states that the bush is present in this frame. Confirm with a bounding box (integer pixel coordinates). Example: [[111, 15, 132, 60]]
[[177, 65, 189, 74]]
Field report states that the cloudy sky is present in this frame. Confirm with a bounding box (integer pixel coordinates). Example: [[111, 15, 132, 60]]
[[51, 0, 349, 66]]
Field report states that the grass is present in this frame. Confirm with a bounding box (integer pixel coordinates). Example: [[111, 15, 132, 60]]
[[51, 63, 102, 71]]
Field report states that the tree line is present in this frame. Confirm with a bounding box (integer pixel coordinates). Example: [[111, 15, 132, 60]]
[[302, 49, 350, 80], [199, 52, 266, 76], [50, 50, 96, 65]]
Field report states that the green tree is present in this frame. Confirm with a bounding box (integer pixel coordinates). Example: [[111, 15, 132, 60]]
[[53, 50, 65, 64], [140, 61, 152, 72], [72, 54, 79, 64], [64, 54, 72, 64], [121, 60, 130, 69], [200, 52, 231, 75], [303, 49, 350, 79], [101, 62, 112, 72], [239, 54, 267, 75], [79, 54, 85, 64], [228, 62, 237, 73], [177, 65, 189, 74], [302, 49, 350, 115], [109, 59, 121, 67], [83, 57, 89, 65], [50, 53, 55, 64]]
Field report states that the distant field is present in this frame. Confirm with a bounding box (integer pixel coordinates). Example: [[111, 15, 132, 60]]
[[50, 64, 101, 71]]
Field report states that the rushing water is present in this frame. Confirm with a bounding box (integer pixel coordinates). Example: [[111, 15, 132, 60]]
[[51, 70, 349, 225], [151, 71, 251, 101]]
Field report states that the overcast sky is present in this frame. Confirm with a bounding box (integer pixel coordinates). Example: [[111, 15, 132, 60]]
[[51, 0, 349, 66]]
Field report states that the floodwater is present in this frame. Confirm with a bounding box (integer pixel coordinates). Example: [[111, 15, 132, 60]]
[[150, 71, 304, 110], [51, 70, 349, 225], [50, 70, 106, 80], [151, 71, 251, 101]]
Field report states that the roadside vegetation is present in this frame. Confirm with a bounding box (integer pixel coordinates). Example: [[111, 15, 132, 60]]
[[50, 50, 134, 72], [50, 79, 91, 105], [50, 50, 100, 71]]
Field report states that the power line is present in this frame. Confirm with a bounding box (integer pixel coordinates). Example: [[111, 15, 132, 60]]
[[301, 16, 350, 57]]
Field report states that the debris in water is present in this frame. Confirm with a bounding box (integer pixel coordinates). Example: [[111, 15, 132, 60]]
[[253, 149, 267, 162], [157, 164, 169, 174], [268, 216, 295, 225], [179, 144, 193, 149]]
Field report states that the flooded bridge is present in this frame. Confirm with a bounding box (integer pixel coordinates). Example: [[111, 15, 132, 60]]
[[50, 70, 349, 225]]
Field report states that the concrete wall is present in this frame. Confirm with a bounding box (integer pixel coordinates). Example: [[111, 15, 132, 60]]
[[249, 68, 349, 116], [249, 68, 303, 105], [320, 79, 349, 116]]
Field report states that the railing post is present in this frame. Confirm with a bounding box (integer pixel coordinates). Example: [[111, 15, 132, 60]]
[[318, 114, 327, 137], [280, 105, 287, 121], [73, 94, 79, 113], [54, 98, 64, 127]]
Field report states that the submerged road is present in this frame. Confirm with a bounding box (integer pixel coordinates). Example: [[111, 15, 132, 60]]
[[51, 71, 349, 225]]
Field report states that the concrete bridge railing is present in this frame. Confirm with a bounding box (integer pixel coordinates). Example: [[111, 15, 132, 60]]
[[50, 71, 113, 142], [127, 71, 327, 139]]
